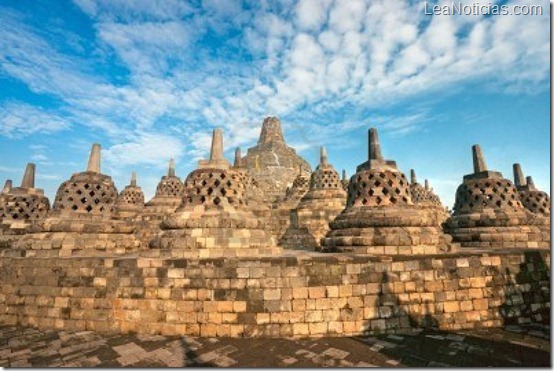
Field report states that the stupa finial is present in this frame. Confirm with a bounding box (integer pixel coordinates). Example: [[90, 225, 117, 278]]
[[86, 143, 101, 173], [21, 163, 36, 188], [198, 128, 230, 169], [424, 179, 430, 191], [2, 179, 12, 194], [258, 117, 285, 146], [472, 145, 487, 173], [234, 147, 242, 168], [130, 172, 137, 187], [410, 169, 417, 185], [320, 146, 328, 166], [168, 158, 175, 177], [526, 176, 536, 190], [513, 163, 526, 187], [369, 128, 383, 161], [342, 169, 347, 181], [210, 128, 224, 161]]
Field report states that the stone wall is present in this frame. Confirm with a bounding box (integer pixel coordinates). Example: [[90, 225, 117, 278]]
[[0, 250, 549, 338]]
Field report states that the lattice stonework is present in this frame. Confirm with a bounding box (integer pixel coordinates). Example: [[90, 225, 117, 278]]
[[1, 194, 50, 221], [183, 169, 247, 208], [53, 173, 118, 215], [156, 177, 184, 197], [310, 168, 341, 189], [291, 174, 310, 190], [347, 170, 412, 207], [118, 187, 145, 206], [453, 178, 523, 214], [519, 191, 550, 215]]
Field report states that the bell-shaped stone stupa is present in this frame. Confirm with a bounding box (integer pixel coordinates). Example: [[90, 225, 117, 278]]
[[513, 163, 550, 215], [443, 147, 549, 248], [143, 159, 184, 220], [115, 172, 145, 220], [150, 129, 279, 258], [280, 146, 347, 250], [409, 169, 449, 225], [0, 164, 50, 248], [321, 128, 456, 255], [14, 144, 139, 256]]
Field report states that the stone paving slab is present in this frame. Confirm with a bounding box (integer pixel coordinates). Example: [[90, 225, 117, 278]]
[[0, 324, 549, 367]]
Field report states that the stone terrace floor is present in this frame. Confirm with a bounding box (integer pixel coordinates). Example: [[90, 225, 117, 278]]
[[0, 324, 550, 367]]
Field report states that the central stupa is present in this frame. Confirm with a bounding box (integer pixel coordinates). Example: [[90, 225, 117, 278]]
[[242, 117, 311, 202]]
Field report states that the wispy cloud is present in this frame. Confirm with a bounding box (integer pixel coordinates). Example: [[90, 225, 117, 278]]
[[0, 0, 549, 204]]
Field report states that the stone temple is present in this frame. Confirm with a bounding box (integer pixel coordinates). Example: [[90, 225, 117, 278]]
[[0, 117, 550, 339], [242, 117, 311, 203]]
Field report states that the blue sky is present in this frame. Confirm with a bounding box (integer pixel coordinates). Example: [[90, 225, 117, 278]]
[[0, 0, 550, 207]]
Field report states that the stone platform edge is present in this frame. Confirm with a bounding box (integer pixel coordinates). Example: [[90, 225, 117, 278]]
[[0, 249, 549, 338]]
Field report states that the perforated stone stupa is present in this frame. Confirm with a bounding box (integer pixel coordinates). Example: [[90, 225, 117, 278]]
[[444, 146, 549, 249], [513, 163, 550, 215], [13, 144, 139, 256], [280, 147, 346, 250], [0, 164, 50, 248], [409, 169, 449, 225], [321, 128, 456, 255], [150, 129, 279, 258], [341, 170, 349, 192], [114, 172, 145, 220], [143, 159, 184, 220], [242, 117, 311, 203]]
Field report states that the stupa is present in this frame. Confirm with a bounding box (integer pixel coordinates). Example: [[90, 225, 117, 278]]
[[233, 147, 268, 213], [513, 163, 550, 215], [280, 146, 347, 250], [242, 117, 311, 202], [143, 159, 183, 220], [150, 129, 279, 258], [409, 169, 449, 225], [0, 164, 50, 248], [321, 128, 456, 255], [14, 144, 139, 256], [444, 146, 549, 248], [114, 172, 145, 220], [341, 170, 350, 192]]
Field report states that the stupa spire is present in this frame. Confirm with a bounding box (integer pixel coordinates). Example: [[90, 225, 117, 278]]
[[130, 172, 137, 187], [320, 146, 328, 166], [526, 176, 536, 190], [342, 169, 347, 181], [2, 179, 12, 194], [198, 128, 230, 169], [369, 128, 383, 161], [168, 159, 176, 177], [472, 145, 487, 173], [20, 163, 36, 188], [234, 147, 242, 168], [258, 117, 285, 145], [425, 179, 430, 191], [86, 143, 101, 173], [513, 163, 526, 188], [410, 169, 417, 185]]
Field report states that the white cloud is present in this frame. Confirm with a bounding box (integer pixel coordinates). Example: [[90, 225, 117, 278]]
[[0, 0, 549, 195], [0, 103, 71, 138]]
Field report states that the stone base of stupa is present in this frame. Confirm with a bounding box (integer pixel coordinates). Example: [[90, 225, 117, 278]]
[[321, 206, 458, 255], [9, 217, 140, 257], [149, 206, 280, 257], [445, 210, 550, 249], [280, 193, 346, 250]]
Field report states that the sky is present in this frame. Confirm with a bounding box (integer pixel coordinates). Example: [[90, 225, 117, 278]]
[[0, 0, 550, 208]]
